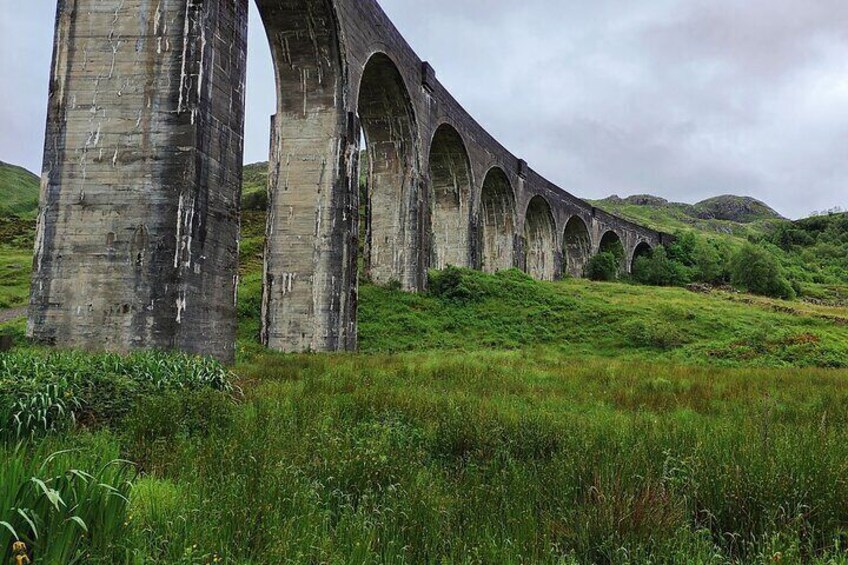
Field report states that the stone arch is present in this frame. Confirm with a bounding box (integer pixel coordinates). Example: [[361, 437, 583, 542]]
[[599, 231, 624, 254], [479, 167, 516, 273], [598, 230, 626, 271], [429, 124, 473, 269], [523, 196, 557, 281], [630, 241, 653, 272], [258, 0, 358, 353], [562, 215, 592, 278], [358, 52, 421, 289]]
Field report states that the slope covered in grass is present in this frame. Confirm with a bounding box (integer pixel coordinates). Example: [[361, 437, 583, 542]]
[[353, 268, 848, 368], [0, 161, 39, 218], [589, 194, 785, 237]]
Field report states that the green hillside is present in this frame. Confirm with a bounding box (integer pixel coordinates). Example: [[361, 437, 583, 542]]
[[589, 194, 785, 239], [590, 193, 848, 296], [0, 161, 39, 218]]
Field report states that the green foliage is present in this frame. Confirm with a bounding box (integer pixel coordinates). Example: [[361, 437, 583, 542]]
[[731, 243, 796, 300], [0, 434, 135, 564], [49, 352, 848, 563], [622, 318, 689, 349], [428, 266, 485, 303], [353, 268, 848, 367], [124, 390, 236, 470], [586, 252, 620, 281], [632, 246, 690, 287], [240, 162, 268, 212], [768, 212, 848, 286], [0, 350, 235, 439], [0, 162, 39, 218]]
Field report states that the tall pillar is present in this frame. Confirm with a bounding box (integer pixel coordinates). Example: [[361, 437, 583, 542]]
[[28, 0, 248, 363], [258, 1, 359, 353]]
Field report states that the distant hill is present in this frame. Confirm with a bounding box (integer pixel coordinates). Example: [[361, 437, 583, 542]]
[[0, 161, 40, 218], [589, 194, 786, 238], [241, 162, 269, 210], [696, 195, 784, 223]]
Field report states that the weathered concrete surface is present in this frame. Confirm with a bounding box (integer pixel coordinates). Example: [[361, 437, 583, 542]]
[[257, 0, 358, 353], [33, 0, 671, 357], [30, 0, 246, 362]]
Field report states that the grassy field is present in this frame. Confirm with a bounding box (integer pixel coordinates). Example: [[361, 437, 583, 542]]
[[2, 347, 848, 563], [3, 266, 848, 562], [2, 164, 848, 562]]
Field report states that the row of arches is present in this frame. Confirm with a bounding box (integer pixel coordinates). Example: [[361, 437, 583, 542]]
[[354, 53, 650, 285], [258, 8, 659, 351]]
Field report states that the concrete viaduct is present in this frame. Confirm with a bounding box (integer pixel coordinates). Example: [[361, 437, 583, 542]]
[[29, 0, 671, 362]]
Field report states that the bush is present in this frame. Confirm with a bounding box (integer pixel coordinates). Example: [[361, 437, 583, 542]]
[[730, 243, 796, 300], [632, 246, 690, 287], [429, 266, 485, 303], [622, 319, 688, 349], [586, 252, 620, 281], [241, 189, 268, 211], [666, 232, 731, 284]]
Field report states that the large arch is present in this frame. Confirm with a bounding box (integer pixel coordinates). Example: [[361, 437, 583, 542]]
[[563, 216, 592, 278], [523, 196, 557, 281], [479, 167, 516, 273], [258, 0, 358, 353], [429, 124, 473, 269], [358, 53, 420, 289], [630, 241, 654, 272], [598, 230, 626, 272]]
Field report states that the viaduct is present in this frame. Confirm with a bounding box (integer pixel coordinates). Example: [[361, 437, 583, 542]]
[[29, 0, 671, 362]]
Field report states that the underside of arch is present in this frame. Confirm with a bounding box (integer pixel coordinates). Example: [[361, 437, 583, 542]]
[[358, 53, 421, 289], [523, 196, 557, 281], [429, 124, 473, 269], [563, 216, 592, 278], [479, 168, 516, 273]]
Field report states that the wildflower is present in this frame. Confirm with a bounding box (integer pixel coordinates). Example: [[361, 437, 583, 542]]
[[12, 541, 31, 565], [772, 552, 783, 562]]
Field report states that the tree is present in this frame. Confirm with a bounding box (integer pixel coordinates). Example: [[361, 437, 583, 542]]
[[730, 243, 795, 300], [631, 246, 690, 287]]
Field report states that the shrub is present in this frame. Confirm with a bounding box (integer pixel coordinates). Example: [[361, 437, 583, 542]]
[[632, 246, 690, 287], [429, 267, 485, 303], [666, 232, 731, 284], [622, 319, 688, 349], [730, 243, 796, 300], [241, 189, 268, 211], [586, 252, 620, 281]]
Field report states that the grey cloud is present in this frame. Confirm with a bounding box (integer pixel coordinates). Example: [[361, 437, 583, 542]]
[[1, 1, 845, 219]]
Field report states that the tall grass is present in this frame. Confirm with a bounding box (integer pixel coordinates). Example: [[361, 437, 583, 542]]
[[109, 351, 848, 563], [0, 433, 134, 564]]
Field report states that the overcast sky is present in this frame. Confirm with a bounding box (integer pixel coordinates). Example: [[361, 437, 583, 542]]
[[2, 1, 846, 219]]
